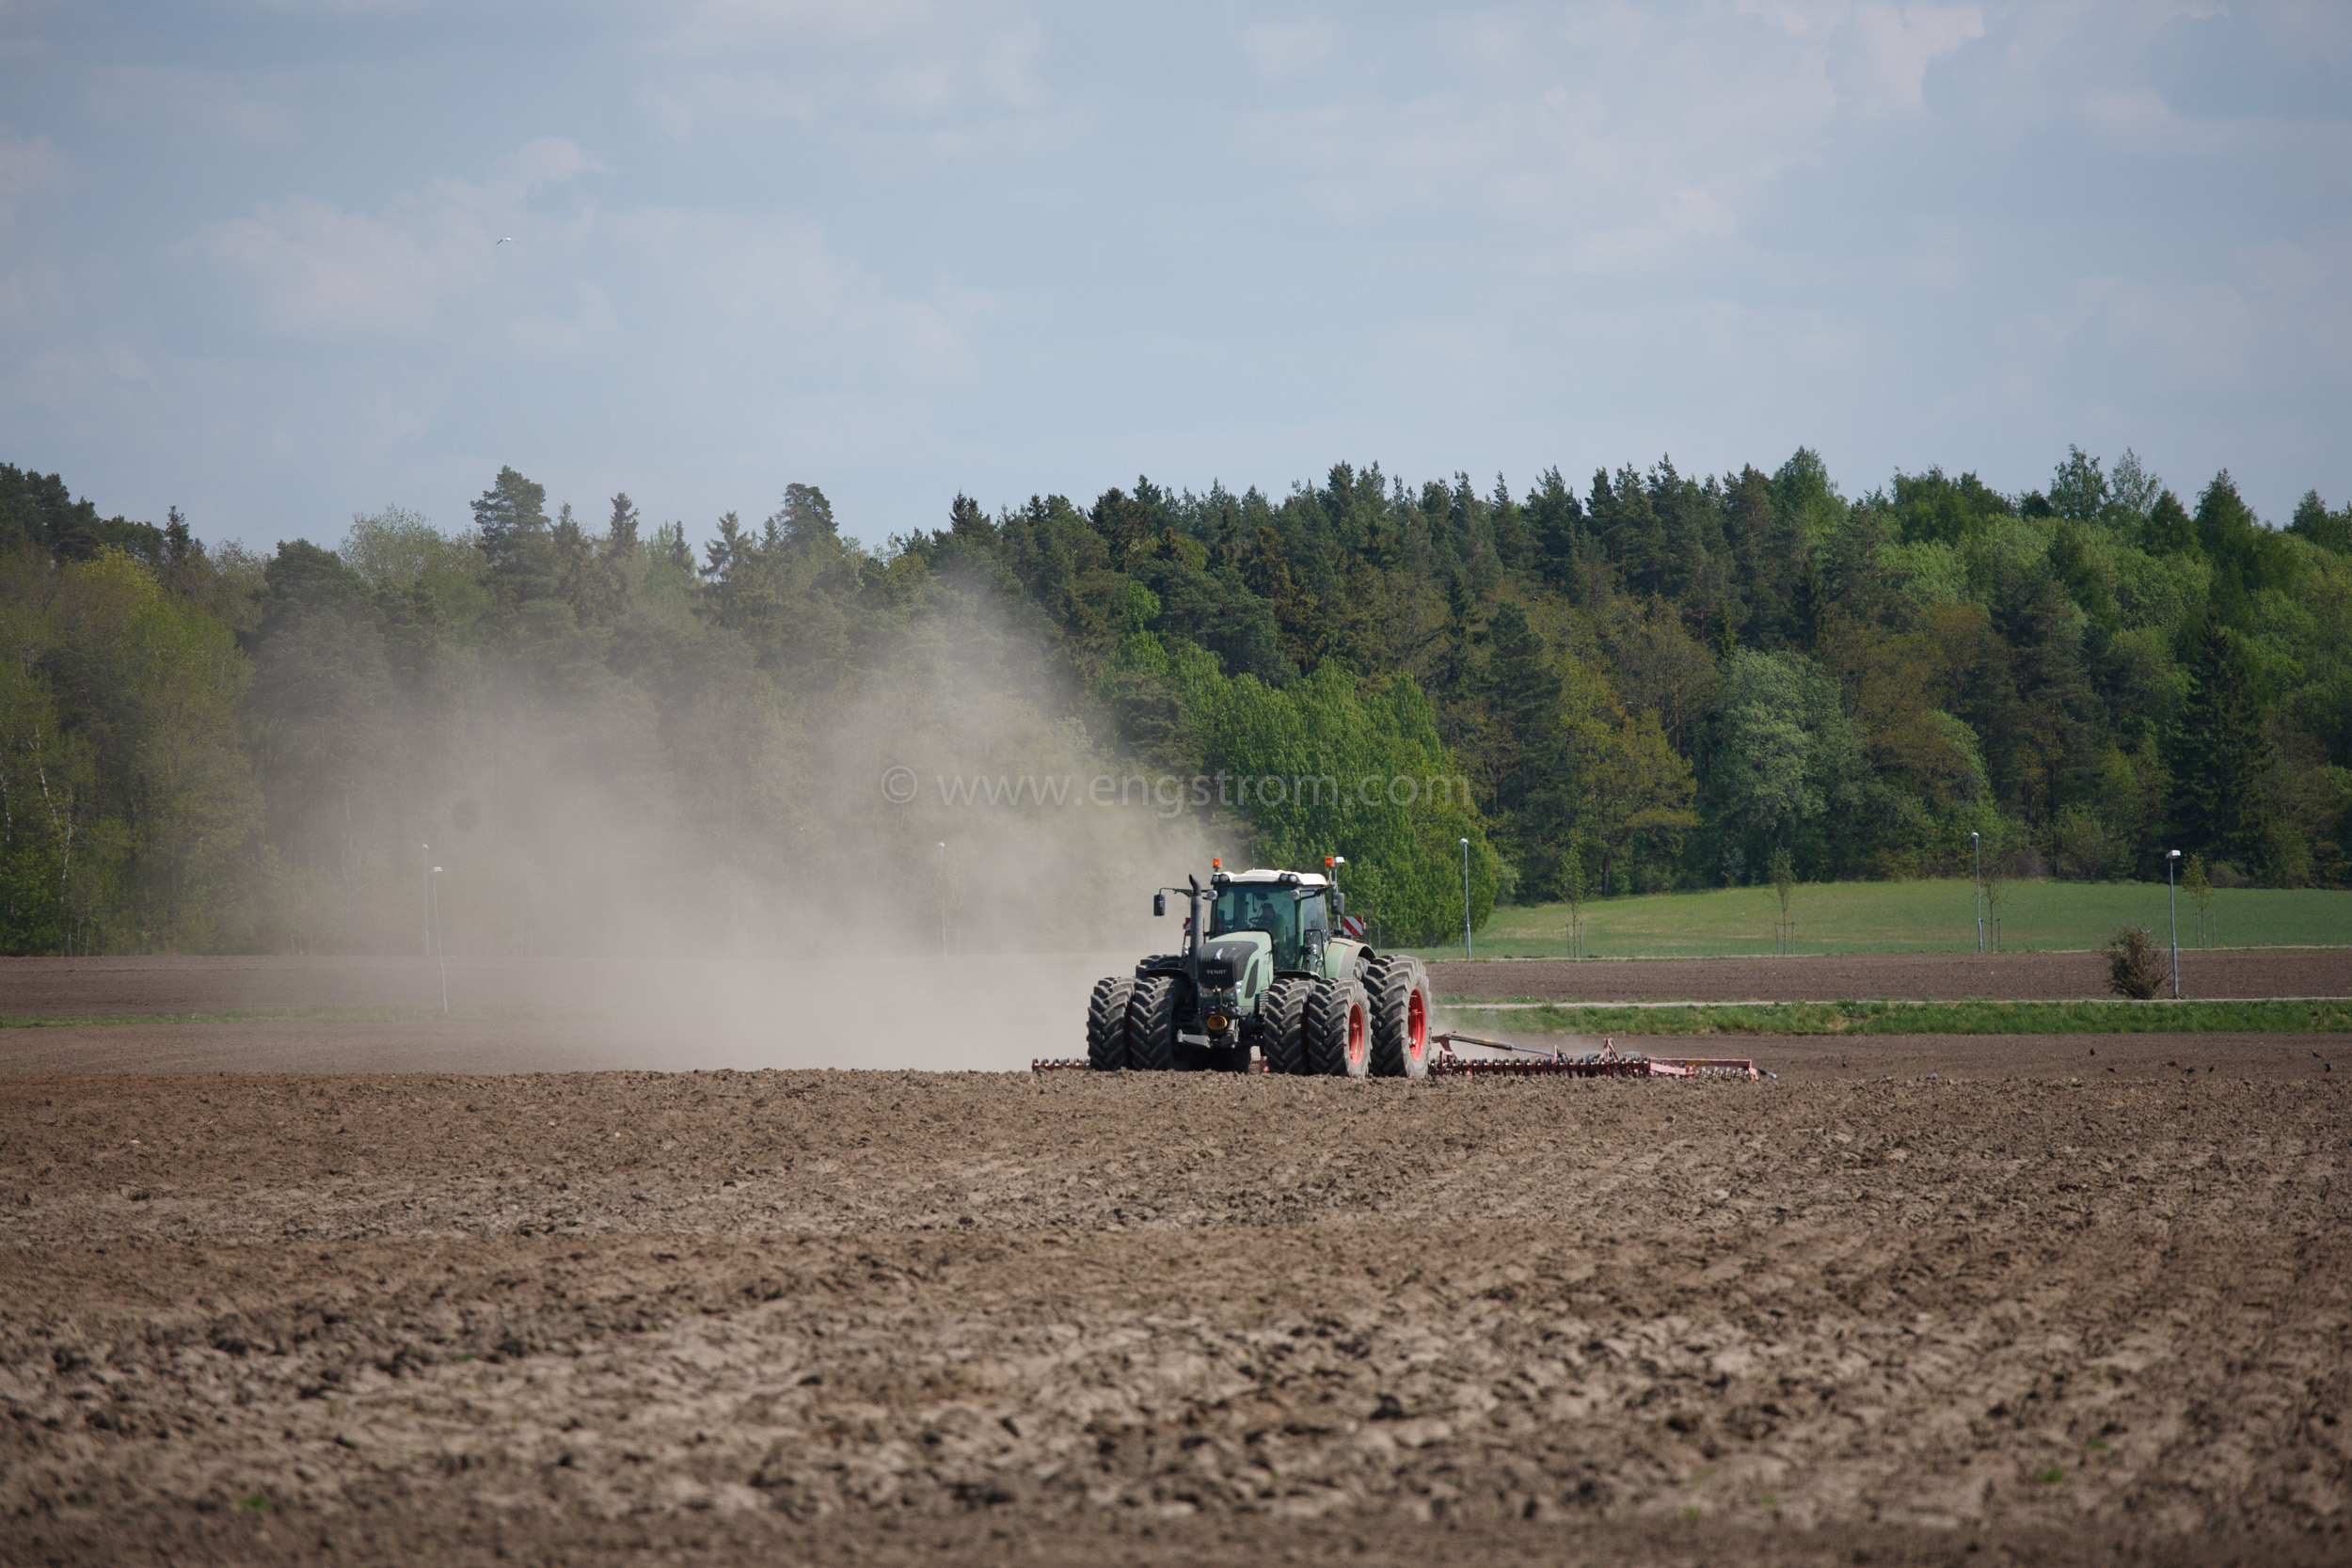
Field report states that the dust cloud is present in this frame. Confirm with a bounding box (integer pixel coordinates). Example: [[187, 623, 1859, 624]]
[[258, 531, 1229, 1071]]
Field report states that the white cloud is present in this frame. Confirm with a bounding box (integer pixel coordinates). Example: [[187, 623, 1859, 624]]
[[639, 73, 818, 139], [176, 138, 597, 339], [183, 195, 494, 337], [637, 0, 1055, 133], [1224, 7, 1851, 268], [2083, 226, 2352, 395], [0, 254, 70, 333], [1243, 23, 1335, 77], [1581, 186, 1739, 267], [495, 136, 603, 186], [660, 0, 944, 51], [608, 207, 979, 385], [1988, 223, 2352, 444], [976, 17, 1047, 109], [242, 0, 434, 11], [2253, 0, 2352, 63], [2, 339, 155, 417], [1835, 2, 1984, 115], [86, 65, 297, 144], [874, 59, 958, 116], [508, 280, 617, 360], [0, 126, 65, 221]]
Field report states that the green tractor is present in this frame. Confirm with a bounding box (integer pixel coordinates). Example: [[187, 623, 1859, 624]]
[[1086, 863, 1433, 1078]]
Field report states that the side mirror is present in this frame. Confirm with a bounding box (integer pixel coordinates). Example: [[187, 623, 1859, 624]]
[[1152, 893, 1166, 917], [1333, 890, 1345, 916]]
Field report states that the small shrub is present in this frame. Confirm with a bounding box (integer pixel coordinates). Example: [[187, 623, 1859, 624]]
[[2105, 926, 2165, 1000], [2036, 1466, 2066, 1484]]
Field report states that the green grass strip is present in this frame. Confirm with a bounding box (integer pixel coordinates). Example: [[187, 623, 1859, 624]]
[[1401, 879, 2352, 959], [1442, 998, 2352, 1036]]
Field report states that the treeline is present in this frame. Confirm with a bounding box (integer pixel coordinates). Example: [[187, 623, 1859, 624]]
[[1, 444, 2347, 955], [911, 448, 2350, 900]]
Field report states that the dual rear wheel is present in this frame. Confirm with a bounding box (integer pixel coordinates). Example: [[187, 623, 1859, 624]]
[[1364, 955, 1432, 1080], [1086, 974, 1238, 1072], [1262, 956, 1429, 1080], [1088, 958, 1428, 1080]]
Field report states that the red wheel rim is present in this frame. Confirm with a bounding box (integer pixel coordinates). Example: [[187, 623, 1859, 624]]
[[1347, 1004, 1365, 1066], [1406, 990, 1426, 1060]]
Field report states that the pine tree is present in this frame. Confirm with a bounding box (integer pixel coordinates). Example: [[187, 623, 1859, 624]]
[[2144, 490, 2198, 557], [1485, 601, 1561, 818], [471, 467, 553, 605], [2194, 472, 2264, 627], [2169, 609, 2276, 875], [772, 483, 836, 554], [606, 493, 642, 552], [2287, 490, 2351, 555]]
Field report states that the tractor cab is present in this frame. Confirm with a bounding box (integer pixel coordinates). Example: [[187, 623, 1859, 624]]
[[1207, 871, 1331, 974]]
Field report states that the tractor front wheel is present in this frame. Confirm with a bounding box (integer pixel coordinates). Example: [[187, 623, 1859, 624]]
[[1306, 974, 1371, 1078], [1126, 975, 1179, 1071], [1086, 975, 1135, 1070]]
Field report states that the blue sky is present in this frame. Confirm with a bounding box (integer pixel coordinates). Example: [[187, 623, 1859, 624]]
[[3, 1, 2347, 552]]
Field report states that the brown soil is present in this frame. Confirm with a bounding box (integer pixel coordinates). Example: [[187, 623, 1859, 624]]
[[1427, 946, 2352, 1002], [0, 955, 940, 1017], [5, 1032, 2349, 1566]]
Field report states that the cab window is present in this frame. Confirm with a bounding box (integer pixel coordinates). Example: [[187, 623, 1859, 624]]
[[1300, 890, 1330, 942], [1211, 884, 1300, 970]]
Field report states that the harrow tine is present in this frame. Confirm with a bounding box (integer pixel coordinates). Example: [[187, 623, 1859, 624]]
[[1422, 1032, 1760, 1082], [1036, 1037, 1764, 1081]]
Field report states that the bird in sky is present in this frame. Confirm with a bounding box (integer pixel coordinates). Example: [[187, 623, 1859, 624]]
[[497, 236, 515, 245]]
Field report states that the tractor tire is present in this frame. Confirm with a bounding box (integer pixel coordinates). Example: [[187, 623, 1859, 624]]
[[1126, 975, 1179, 1072], [1258, 977, 1313, 1075], [1305, 974, 1371, 1078], [1365, 956, 1431, 1080], [1086, 975, 1135, 1070]]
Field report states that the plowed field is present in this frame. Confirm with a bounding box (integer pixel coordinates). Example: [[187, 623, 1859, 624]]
[[4, 1030, 2347, 1566]]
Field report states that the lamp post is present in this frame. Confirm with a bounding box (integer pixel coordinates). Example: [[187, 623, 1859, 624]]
[[1971, 831, 1982, 953], [429, 863, 448, 1016], [1458, 837, 1472, 959], [937, 842, 948, 957], [2167, 848, 2183, 999]]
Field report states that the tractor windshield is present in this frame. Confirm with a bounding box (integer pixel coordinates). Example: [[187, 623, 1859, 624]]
[[1210, 884, 1303, 970]]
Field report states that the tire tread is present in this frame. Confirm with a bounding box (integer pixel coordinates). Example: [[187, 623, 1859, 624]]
[[1305, 974, 1369, 1077], [1086, 975, 1135, 1070], [1364, 956, 1430, 1079], [1126, 975, 1179, 1072], [1259, 977, 1312, 1075]]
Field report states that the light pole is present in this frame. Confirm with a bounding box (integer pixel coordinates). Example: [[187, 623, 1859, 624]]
[[429, 863, 448, 1016], [421, 842, 434, 958], [1458, 837, 1472, 959], [937, 842, 947, 957], [2167, 848, 2183, 999], [1971, 831, 1982, 953]]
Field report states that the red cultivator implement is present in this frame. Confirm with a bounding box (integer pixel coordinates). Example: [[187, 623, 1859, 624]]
[[1033, 1033, 1764, 1081], [1422, 1032, 1763, 1081]]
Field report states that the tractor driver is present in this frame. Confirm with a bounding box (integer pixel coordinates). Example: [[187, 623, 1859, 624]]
[[1211, 884, 1299, 970]]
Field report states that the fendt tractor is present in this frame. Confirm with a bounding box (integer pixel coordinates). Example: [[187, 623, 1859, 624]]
[[1084, 861, 1433, 1078]]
